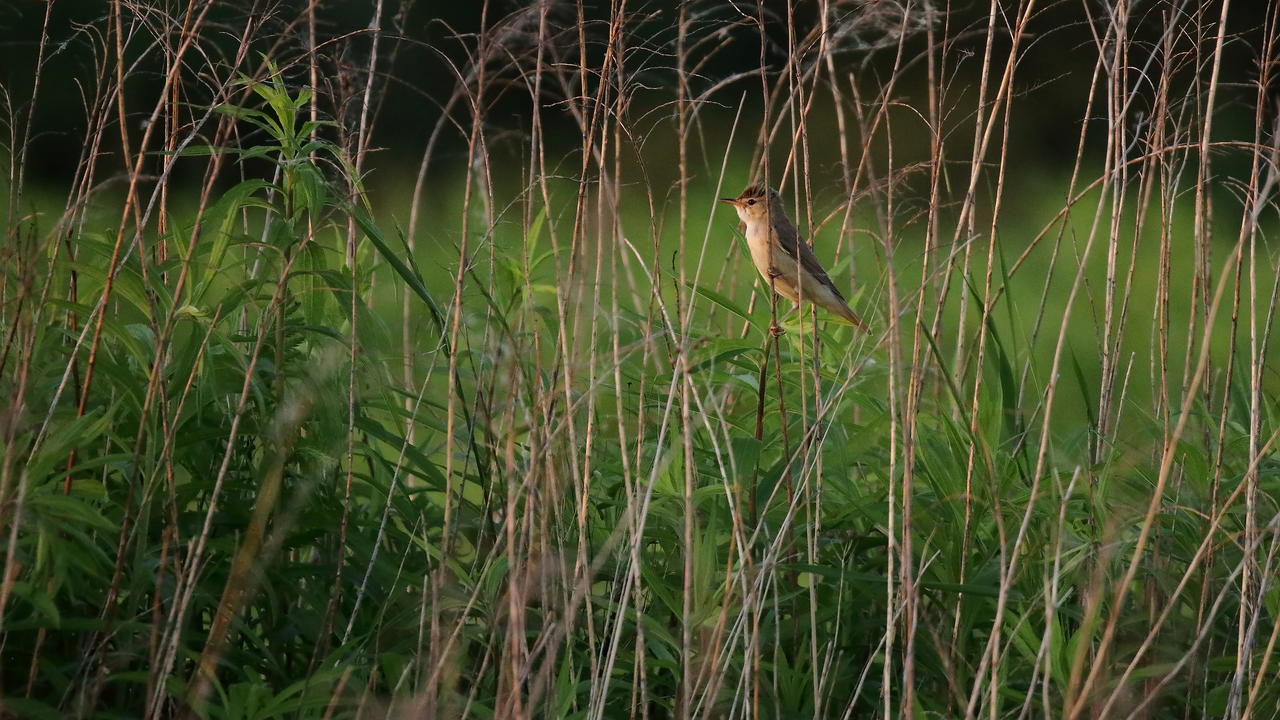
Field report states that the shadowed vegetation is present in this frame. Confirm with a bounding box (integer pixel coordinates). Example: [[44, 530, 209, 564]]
[[2, 1, 1279, 718]]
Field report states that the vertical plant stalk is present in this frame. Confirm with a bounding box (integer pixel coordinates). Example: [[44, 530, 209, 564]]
[[672, 4, 698, 718], [184, 390, 314, 714], [432, 2, 491, 712]]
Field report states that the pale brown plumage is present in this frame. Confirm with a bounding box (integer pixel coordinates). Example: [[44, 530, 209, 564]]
[[720, 184, 869, 332]]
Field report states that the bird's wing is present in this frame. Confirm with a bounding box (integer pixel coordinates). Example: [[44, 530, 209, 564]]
[[771, 213, 849, 302]]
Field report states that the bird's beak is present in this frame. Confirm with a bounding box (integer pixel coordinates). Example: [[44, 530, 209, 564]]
[[719, 198, 739, 206]]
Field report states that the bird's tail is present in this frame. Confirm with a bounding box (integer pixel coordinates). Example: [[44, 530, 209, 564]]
[[837, 304, 871, 333]]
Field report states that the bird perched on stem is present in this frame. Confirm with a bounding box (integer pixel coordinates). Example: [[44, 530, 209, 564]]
[[721, 184, 869, 335]]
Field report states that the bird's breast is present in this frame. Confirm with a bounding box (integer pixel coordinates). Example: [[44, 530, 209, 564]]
[[743, 222, 769, 261], [744, 223, 783, 276]]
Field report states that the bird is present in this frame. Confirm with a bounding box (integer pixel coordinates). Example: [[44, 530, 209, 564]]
[[720, 184, 869, 334]]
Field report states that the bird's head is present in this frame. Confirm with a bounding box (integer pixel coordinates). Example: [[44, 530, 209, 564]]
[[719, 183, 776, 223]]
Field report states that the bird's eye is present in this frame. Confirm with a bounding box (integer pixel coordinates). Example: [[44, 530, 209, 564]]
[[746, 199, 756, 206]]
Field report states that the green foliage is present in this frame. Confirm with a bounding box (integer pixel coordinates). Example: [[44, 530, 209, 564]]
[[4, 22, 1279, 720]]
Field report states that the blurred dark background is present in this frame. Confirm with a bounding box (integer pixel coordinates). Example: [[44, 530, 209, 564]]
[[1, 0, 1271, 197]]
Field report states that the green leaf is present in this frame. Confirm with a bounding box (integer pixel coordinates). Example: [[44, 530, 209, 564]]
[[355, 209, 445, 333], [688, 280, 752, 322]]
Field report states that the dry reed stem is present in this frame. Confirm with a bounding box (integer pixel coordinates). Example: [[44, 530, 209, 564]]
[[4, 1, 1280, 718]]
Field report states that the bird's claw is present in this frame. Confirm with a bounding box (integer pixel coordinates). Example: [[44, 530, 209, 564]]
[[766, 266, 782, 279], [769, 324, 784, 338]]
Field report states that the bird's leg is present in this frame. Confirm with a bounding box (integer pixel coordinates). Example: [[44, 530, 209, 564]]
[[766, 267, 785, 337], [770, 301, 803, 337]]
